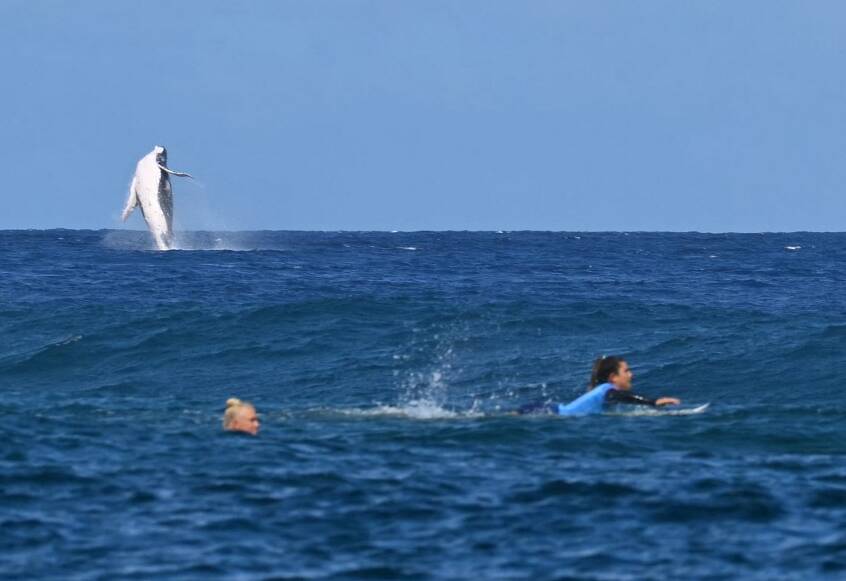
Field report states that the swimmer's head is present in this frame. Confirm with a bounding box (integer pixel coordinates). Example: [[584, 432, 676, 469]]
[[223, 397, 260, 436], [589, 355, 633, 390]]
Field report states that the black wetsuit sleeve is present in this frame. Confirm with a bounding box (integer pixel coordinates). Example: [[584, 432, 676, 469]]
[[605, 390, 657, 407]]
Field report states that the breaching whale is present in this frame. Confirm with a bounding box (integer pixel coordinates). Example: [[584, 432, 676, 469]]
[[121, 146, 192, 250]]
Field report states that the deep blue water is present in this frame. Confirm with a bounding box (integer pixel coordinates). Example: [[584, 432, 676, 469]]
[[2, 230, 846, 579]]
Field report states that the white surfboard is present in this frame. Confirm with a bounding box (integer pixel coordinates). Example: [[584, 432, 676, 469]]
[[608, 403, 710, 416]]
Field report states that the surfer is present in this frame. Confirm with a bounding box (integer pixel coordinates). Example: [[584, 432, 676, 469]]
[[519, 356, 680, 416], [223, 397, 261, 435]]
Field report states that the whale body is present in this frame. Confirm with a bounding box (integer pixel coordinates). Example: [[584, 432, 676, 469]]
[[121, 146, 192, 250]]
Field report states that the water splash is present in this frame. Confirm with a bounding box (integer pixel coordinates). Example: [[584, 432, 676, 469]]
[[336, 402, 466, 420], [101, 230, 288, 252]]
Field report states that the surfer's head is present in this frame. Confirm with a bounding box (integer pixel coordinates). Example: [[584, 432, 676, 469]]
[[589, 355, 632, 390], [223, 397, 260, 436]]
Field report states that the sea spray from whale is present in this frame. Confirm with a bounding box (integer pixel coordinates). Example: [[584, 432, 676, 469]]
[[121, 146, 193, 250]]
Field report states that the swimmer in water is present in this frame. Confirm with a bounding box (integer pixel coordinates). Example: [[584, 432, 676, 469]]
[[519, 356, 681, 416], [223, 397, 260, 435]]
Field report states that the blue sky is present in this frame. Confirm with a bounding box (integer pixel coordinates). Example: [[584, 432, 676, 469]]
[[1, 1, 844, 231]]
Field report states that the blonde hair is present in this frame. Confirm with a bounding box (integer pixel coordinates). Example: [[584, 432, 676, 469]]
[[223, 397, 253, 429]]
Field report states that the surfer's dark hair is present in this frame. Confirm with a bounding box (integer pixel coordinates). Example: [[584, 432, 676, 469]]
[[589, 355, 625, 389]]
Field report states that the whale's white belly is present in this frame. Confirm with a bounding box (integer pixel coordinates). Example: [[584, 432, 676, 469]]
[[134, 154, 173, 250]]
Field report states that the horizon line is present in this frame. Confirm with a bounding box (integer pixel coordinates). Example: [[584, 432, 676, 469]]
[[1, 228, 843, 235]]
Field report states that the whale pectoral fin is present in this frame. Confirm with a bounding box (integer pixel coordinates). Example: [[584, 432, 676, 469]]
[[157, 164, 193, 179], [121, 177, 138, 221]]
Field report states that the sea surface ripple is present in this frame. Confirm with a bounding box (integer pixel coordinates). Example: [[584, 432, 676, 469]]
[[1, 230, 846, 579]]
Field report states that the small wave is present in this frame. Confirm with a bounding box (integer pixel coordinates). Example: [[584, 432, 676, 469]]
[[1, 335, 85, 370], [509, 479, 640, 503], [171, 232, 283, 252], [101, 230, 155, 251], [398, 246, 417, 251], [650, 486, 783, 523], [785, 246, 801, 251], [809, 488, 846, 509]]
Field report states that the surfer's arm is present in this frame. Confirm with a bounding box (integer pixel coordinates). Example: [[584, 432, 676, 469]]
[[655, 397, 681, 406], [607, 391, 680, 406], [605, 390, 658, 406], [606, 389, 680, 407]]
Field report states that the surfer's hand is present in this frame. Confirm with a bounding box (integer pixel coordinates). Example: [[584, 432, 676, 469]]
[[655, 397, 680, 406]]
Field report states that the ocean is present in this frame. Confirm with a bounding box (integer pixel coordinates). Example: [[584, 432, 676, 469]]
[[1, 230, 845, 579]]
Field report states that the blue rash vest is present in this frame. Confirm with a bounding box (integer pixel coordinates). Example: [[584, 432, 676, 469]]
[[555, 382, 617, 416]]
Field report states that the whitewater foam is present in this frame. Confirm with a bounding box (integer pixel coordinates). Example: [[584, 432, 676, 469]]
[[335, 401, 478, 420]]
